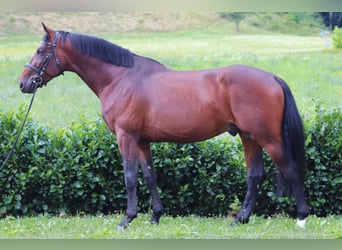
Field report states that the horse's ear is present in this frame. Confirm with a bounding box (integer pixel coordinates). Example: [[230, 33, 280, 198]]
[[41, 22, 54, 39]]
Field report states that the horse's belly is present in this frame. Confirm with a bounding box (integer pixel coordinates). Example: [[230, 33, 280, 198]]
[[143, 118, 231, 143]]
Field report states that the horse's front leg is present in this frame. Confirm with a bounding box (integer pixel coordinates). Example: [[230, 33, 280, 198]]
[[138, 142, 163, 225], [116, 132, 139, 231]]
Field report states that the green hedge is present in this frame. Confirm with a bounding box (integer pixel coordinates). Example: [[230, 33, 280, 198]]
[[332, 26, 342, 49], [0, 104, 341, 217]]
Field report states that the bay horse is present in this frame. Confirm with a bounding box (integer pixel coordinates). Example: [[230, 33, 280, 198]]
[[19, 23, 309, 229]]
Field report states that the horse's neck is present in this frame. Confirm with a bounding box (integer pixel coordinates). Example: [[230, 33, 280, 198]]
[[64, 50, 167, 98], [66, 52, 127, 97]]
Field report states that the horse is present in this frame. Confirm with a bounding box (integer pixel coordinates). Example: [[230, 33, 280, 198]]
[[19, 23, 309, 230]]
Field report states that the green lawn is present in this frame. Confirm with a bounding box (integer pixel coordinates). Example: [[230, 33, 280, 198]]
[[1, 30, 341, 128], [0, 214, 341, 239]]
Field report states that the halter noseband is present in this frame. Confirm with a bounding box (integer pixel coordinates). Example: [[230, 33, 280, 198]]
[[25, 31, 64, 88]]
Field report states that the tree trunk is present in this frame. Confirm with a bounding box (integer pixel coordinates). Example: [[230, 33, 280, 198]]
[[234, 21, 240, 32]]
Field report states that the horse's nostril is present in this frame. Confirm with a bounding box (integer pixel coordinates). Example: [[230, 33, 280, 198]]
[[20, 82, 24, 89]]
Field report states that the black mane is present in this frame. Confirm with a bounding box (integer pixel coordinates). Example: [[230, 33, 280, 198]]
[[52, 31, 134, 67]]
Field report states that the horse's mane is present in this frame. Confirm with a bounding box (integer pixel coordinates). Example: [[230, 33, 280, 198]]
[[50, 31, 134, 68]]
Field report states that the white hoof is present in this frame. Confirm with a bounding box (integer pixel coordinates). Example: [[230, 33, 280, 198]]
[[296, 218, 306, 228]]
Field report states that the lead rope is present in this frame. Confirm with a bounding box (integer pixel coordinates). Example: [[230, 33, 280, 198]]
[[0, 92, 36, 170]]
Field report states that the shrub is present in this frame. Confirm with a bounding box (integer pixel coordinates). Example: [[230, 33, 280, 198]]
[[0, 104, 341, 217], [331, 26, 342, 49], [304, 105, 342, 216]]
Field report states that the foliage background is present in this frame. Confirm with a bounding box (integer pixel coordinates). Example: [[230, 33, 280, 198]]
[[0, 104, 341, 217]]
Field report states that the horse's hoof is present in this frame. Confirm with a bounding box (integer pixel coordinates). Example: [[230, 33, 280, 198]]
[[234, 217, 249, 225], [117, 222, 128, 231], [230, 221, 239, 227], [296, 218, 306, 228], [117, 214, 137, 231], [151, 219, 159, 225], [117, 220, 129, 231], [150, 211, 162, 225]]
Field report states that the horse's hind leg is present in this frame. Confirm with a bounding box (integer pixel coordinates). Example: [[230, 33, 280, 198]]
[[283, 160, 309, 227], [263, 142, 309, 227], [234, 136, 265, 224], [138, 142, 164, 225]]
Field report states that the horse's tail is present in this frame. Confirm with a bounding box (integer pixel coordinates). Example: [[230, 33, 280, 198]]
[[274, 76, 306, 182]]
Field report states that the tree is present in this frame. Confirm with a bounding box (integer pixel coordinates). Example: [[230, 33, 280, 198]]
[[219, 12, 248, 32], [319, 12, 342, 29]]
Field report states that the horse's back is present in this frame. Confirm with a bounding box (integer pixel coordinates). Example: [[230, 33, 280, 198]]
[[135, 64, 284, 144]]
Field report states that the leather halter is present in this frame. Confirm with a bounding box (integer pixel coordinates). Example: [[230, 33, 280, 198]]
[[25, 31, 64, 88]]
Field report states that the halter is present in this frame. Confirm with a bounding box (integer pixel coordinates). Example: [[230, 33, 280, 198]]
[[25, 31, 64, 88]]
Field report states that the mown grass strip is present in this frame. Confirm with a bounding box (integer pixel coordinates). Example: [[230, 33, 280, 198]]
[[0, 214, 341, 239]]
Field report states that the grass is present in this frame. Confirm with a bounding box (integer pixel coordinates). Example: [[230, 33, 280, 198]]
[[0, 214, 341, 239], [0, 13, 323, 37], [1, 30, 341, 128]]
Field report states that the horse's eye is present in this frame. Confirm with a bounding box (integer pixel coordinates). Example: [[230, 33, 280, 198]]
[[36, 49, 42, 55]]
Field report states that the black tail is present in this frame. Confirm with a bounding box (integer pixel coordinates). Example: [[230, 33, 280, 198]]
[[274, 76, 306, 182]]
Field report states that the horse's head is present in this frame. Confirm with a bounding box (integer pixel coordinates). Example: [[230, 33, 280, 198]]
[[19, 23, 64, 93]]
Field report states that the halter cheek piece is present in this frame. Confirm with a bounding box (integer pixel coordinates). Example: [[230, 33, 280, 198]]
[[25, 31, 64, 88]]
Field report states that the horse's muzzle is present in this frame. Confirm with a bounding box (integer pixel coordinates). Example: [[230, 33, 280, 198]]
[[20, 75, 42, 94]]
